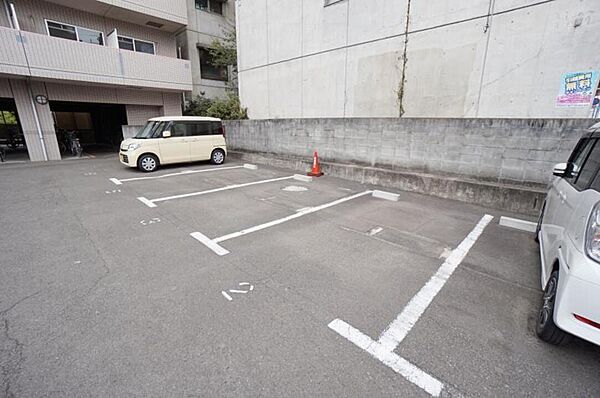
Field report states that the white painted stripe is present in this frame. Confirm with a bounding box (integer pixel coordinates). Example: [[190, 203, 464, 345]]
[[229, 289, 247, 294], [292, 174, 313, 183], [372, 190, 400, 202], [118, 165, 245, 183], [377, 214, 494, 352], [152, 176, 294, 203], [222, 291, 233, 301], [190, 231, 230, 256], [368, 227, 383, 236], [109, 178, 122, 185], [243, 163, 258, 170], [328, 319, 443, 397], [499, 216, 537, 233], [137, 196, 157, 208], [214, 191, 373, 243]]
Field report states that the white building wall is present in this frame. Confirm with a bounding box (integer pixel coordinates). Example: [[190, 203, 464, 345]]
[[237, 0, 600, 119]]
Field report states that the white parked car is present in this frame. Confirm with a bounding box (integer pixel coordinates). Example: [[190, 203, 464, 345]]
[[119, 116, 227, 172], [536, 123, 600, 346]]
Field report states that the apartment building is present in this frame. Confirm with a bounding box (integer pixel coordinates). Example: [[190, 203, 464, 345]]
[[236, 0, 600, 119], [0, 0, 192, 161], [176, 0, 235, 100]]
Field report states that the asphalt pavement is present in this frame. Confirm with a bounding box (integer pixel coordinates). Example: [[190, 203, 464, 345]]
[[0, 156, 598, 397]]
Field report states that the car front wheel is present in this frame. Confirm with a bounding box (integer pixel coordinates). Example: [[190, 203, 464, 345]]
[[536, 270, 570, 345], [138, 154, 159, 172]]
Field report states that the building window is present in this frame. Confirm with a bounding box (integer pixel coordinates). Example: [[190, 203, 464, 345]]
[[195, 0, 223, 15], [45, 20, 104, 45], [118, 36, 155, 55], [199, 47, 228, 81]]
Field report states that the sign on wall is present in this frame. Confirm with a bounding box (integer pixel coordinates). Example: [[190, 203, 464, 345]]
[[556, 71, 599, 107]]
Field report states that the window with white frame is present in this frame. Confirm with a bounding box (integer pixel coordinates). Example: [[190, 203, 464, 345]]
[[117, 36, 155, 55], [45, 20, 104, 45], [195, 0, 223, 15]]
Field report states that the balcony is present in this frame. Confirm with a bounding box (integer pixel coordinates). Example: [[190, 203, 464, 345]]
[[45, 0, 187, 31], [0, 26, 192, 92]]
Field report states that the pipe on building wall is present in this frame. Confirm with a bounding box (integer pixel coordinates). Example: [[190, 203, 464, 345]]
[[8, 2, 20, 30]]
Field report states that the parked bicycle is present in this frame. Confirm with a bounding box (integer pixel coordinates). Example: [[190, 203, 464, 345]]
[[58, 129, 83, 157]]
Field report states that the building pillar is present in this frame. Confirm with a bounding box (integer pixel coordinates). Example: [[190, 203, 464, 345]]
[[9, 79, 60, 161]]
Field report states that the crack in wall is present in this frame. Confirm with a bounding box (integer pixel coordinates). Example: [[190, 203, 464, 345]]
[[397, 0, 412, 117]]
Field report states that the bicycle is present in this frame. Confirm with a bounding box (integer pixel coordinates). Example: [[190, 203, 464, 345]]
[[66, 130, 83, 157], [58, 130, 83, 157]]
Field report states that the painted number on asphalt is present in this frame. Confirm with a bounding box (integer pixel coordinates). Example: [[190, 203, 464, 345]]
[[140, 218, 161, 226], [84, 172, 97, 176], [105, 189, 122, 194], [222, 282, 254, 301]]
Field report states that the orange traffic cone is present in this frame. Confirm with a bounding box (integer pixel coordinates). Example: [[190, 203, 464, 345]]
[[307, 151, 324, 177]]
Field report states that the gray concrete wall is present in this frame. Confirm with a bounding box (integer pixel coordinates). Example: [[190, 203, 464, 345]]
[[225, 118, 591, 187], [237, 0, 600, 119]]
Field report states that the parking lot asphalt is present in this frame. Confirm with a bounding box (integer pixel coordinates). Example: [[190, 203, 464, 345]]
[[1, 157, 599, 397]]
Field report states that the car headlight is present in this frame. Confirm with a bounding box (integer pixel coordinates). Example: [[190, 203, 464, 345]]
[[585, 201, 600, 263], [128, 143, 141, 151]]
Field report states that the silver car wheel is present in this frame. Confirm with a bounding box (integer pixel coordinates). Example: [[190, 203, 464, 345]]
[[212, 150, 224, 164], [141, 157, 156, 171]]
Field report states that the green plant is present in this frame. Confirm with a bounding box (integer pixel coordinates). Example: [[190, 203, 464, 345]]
[[184, 93, 247, 120], [184, 27, 248, 120]]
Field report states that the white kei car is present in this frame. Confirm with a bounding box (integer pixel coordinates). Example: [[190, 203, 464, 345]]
[[535, 122, 600, 346]]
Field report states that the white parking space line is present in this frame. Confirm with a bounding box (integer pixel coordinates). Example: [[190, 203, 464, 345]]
[[138, 176, 296, 208], [190, 191, 373, 255], [329, 319, 444, 397], [213, 191, 373, 244], [499, 216, 537, 232], [329, 214, 493, 397], [191, 232, 230, 256], [137, 196, 157, 208], [109, 164, 257, 184], [372, 190, 400, 202]]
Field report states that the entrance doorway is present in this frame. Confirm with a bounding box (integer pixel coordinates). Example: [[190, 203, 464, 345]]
[[50, 101, 127, 156]]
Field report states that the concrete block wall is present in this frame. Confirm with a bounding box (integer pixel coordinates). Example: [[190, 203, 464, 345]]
[[225, 118, 592, 187]]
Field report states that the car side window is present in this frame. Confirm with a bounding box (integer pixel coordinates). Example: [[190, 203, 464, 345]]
[[151, 121, 169, 138], [210, 121, 222, 135], [565, 138, 596, 187], [186, 122, 211, 136], [170, 122, 187, 137], [584, 141, 600, 192]]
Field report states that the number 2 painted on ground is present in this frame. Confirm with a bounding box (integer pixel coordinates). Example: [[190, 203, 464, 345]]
[[221, 282, 254, 301]]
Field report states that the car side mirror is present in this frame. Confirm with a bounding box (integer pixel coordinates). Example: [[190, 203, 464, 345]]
[[553, 162, 568, 177], [162, 131, 171, 138]]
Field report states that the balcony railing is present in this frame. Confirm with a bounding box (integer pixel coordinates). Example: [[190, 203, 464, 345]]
[[0, 26, 192, 92]]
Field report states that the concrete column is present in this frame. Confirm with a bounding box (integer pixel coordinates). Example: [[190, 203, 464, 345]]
[[10, 79, 60, 161]]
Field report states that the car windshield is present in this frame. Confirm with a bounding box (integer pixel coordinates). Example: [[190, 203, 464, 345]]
[[134, 121, 168, 139]]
